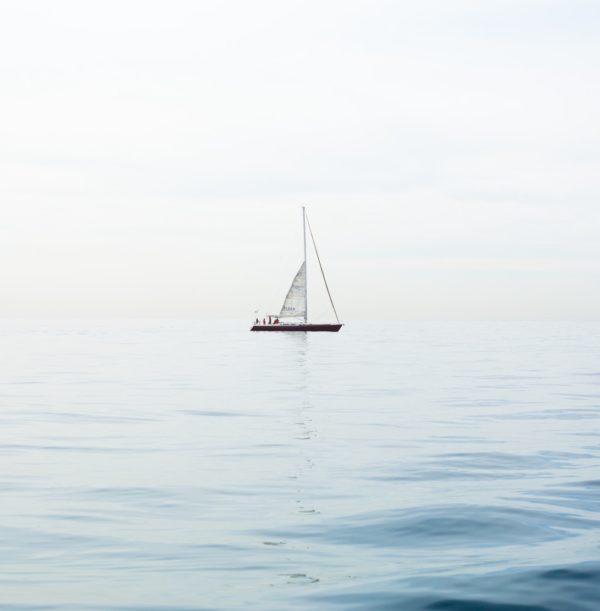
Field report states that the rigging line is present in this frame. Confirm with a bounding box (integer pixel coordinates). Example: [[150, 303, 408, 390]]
[[305, 212, 341, 323]]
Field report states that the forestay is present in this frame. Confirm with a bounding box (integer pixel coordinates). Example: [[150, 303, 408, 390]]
[[279, 262, 306, 318]]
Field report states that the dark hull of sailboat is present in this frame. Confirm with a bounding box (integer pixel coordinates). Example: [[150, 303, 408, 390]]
[[251, 324, 342, 332]]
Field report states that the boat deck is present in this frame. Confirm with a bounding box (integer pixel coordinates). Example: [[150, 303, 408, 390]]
[[251, 323, 342, 332]]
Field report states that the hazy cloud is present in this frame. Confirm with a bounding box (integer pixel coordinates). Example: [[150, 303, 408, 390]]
[[1, 0, 598, 318]]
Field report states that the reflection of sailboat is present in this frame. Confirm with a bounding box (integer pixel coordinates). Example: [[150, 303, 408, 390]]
[[251, 208, 343, 332]]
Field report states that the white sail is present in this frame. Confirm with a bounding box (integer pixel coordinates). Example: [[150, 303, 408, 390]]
[[279, 262, 306, 318]]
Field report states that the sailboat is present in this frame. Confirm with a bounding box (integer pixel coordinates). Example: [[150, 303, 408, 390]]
[[251, 208, 343, 332]]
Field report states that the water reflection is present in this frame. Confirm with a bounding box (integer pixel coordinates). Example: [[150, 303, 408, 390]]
[[283, 333, 321, 585]]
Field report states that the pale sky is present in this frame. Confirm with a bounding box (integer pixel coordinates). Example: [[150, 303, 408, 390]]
[[1, 0, 599, 319]]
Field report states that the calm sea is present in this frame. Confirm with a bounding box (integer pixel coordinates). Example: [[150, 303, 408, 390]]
[[1, 320, 600, 610]]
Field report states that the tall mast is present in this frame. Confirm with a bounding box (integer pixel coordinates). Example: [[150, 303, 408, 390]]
[[303, 206, 308, 323]]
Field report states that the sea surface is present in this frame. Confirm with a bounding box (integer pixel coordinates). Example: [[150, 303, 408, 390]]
[[1, 320, 600, 610]]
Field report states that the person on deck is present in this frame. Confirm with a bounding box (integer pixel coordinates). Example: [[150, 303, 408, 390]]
[[255, 318, 259, 324], [262, 318, 266, 325], [274, 318, 279, 324], [268, 315, 272, 324]]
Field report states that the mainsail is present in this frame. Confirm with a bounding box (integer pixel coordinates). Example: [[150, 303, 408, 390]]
[[279, 262, 306, 318]]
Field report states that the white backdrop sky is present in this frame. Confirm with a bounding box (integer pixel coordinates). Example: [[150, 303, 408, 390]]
[[1, 0, 599, 319]]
